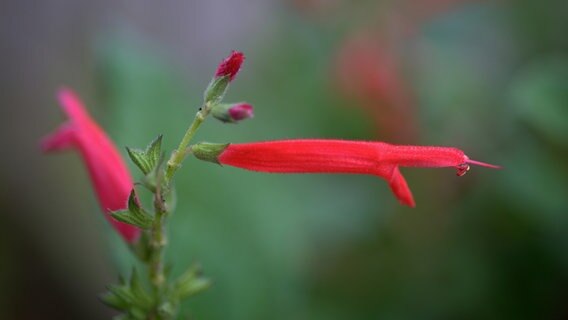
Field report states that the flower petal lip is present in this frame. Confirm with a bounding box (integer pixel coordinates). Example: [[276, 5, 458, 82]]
[[213, 139, 499, 207], [41, 87, 140, 243]]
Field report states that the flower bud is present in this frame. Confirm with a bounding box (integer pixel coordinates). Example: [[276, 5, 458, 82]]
[[215, 51, 244, 81], [211, 102, 254, 123], [204, 51, 245, 104]]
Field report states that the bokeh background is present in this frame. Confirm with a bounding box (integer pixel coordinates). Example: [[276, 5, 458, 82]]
[[2, 0, 568, 319]]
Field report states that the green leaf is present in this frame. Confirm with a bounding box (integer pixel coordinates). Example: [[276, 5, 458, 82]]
[[158, 302, 177, 319], [129, 307, 147, 320], [104, 284, 137, 310], [129, 269, 153, 308], [126, 135, 163, 175], [102, 270, 154, 318], [173, 264, 212, 300], [101, 290, 130, 310], [141, 152, 167, 193], [111, 189, 154, 228]]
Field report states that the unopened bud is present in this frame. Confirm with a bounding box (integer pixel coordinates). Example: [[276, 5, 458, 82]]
[[204, 51, 245, 105], [211, 102, 254, 123], [215, 51, 244, 81]]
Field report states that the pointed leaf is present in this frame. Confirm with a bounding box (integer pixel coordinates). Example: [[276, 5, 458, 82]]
[[100, 291, 129, 310], [141, 151, 167, 193], [129, 269, 152, 308], [126, 135, 163, 175], [173, 264, 212, 299], [106, 284, 137, 307], [111, 189, 154, 228], [158, 302, 177, 319]]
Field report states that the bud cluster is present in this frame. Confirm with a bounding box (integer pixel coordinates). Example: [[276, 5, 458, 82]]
[[203, 51, 254, 124]]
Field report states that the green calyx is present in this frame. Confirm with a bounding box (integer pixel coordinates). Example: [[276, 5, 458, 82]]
[[210, 103, 234, 123], [190, 142, 230, 164], [203, 75, 230, 105]]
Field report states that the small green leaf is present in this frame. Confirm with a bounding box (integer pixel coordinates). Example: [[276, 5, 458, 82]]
[[111, 190, 154, 228], [141, 152, 167, 193], [158, 302, 177, 318], [129, 269, 152, 308], [126, 135, 163, 175], [102, 270, 154, 318], [130, 307, 146, 320], [173, 264, 212, 300], [106, 284, 137, 307], [101, 291, 129, 310]]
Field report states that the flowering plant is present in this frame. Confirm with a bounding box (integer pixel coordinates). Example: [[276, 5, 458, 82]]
[[42, 51, 498, 319]]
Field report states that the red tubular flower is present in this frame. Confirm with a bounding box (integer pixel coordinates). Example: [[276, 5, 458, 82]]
[[193, 139, 500, 207], [41, 87, 140, 243], [215, 50, 245, 81]]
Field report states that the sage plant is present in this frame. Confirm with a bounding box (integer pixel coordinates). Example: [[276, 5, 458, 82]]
[[41, 50, 498, 319]]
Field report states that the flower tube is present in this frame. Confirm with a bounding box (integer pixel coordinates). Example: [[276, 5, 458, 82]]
[[41, 87, 140, 243], [192, 139, 500, 207]]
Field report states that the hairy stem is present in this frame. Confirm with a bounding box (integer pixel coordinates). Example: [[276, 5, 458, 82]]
[[148, 174, 168, 319], [145, 104, 211, 318], [164, 104, 210, 184]]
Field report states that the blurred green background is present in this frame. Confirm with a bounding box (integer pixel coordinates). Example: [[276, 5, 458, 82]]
[[1, 0, 568, 319]]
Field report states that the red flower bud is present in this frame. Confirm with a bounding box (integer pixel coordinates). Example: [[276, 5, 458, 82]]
[[228, 103, 254, 121], [211, 102, 254, 123], [210, 102, 254, 123], [215, 51, 245, 81], [41, 87, 141, 243], [192, 140, 500, 207]]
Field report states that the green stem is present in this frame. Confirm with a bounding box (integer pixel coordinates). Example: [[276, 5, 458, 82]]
[[149, 178, 168, 319], [164, 105, 210, 184], [145, 104, 211, 319]]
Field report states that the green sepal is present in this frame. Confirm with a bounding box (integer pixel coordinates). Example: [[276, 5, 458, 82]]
[[126, 135, 163, 175], [203, 75, 229, 105], [111, 189, 154, 228], [190, 142, 230, 164], [172, 263, 212, 300], [101, 269, 153, 319], [210, 103, 232, 122]]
